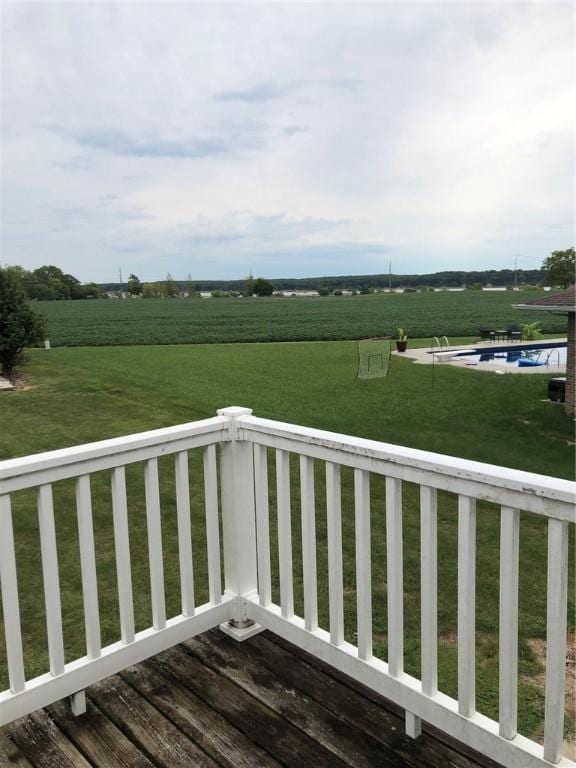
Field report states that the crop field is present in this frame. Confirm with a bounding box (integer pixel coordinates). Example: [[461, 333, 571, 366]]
[[36, 289, 565, 346], [1, 344, 574, 744]]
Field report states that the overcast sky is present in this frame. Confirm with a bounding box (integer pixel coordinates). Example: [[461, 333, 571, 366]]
[[1, 2, 574, 283]]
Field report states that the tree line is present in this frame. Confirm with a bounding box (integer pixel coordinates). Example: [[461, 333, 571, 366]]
[[126, 273, 275, 298], [4, 248, 574, 303], [5, 265, 103, 300], [105, 268, 550, 295], [103, 254, 574, 297]]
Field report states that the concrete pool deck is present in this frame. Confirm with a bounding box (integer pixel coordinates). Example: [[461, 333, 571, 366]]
[[395, 338, 567, 374]]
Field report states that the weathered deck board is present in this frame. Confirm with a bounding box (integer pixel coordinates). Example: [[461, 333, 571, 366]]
[[88, 674, 218, 768], [0, 730, 34, 767], [246, 631, 480, 768], [152, 645, 347, 768], [2, 628, 505, 768], [7, 710, 92, 768], [121, 659, 282, 768], [182, 631, 412, 768], [267, 630, 505, 768], [48, 699, 155, 768]]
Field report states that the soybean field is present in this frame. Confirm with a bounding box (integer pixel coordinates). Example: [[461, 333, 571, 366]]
[[36, 290, 564, 346]]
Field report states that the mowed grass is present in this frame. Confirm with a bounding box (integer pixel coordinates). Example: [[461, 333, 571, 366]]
[[37, 289, 566, 346], [0, 342, 573, 740]]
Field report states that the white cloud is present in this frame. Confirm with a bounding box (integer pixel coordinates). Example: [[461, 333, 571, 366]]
[[1, 2, 573, 281]]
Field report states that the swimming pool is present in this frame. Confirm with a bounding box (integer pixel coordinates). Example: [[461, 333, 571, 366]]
[[443, 341, 567, 368]]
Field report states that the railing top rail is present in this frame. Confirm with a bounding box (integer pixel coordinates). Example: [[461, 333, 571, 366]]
[[238, 415, 576, 520], [0, 416, 228, 494]]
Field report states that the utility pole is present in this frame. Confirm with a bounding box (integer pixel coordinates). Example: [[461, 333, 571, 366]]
[[119, 267, 124, 298], [514, 257, 518, 291], [388, 261, 392, 292]]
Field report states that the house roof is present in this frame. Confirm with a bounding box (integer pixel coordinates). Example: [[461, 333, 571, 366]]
[[513, 284, 575, 313]]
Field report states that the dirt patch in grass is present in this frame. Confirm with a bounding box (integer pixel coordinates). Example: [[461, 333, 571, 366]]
[[6, 373, 35, 391], [439, 631, 575, 758], [522, 635, 575, 760], [440, 630, 458, 646]]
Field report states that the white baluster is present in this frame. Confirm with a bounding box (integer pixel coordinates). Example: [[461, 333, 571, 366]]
[[300, 455, 318, 632], [38, 484, 65, 676], [326, 462, 344, 646], [254, 444, 272, 607], [175, 451, 195, 617], [204, 445, 222, 605], [458, 495, 476, 717], [386, 477, 403, 677], [111, 466, 135, 644], [354, 468, 372, 660], [543, 518, 569, 763], [499, 506, 520, 739], [144, 459, 166, 630], [75, 475, 101, 658], [420, 485, 438, 697], [276, 449, 294, 619], [0, 495, 25, 693]]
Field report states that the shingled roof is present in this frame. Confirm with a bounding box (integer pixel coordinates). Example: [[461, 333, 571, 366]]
[[513, 284, 575, 312]]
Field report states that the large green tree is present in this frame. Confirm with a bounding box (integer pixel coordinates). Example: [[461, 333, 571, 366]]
[[542, 248, 575, 288], [252, 278, 274, 296], [0, 267, 46, 378], [127, 273, 143, 296]]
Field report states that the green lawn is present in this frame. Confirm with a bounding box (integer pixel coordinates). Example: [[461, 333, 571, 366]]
[[0, 342, 573, 741], [36, 290, 566, 346]]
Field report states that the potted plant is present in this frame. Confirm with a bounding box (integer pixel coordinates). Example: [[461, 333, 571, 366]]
[[521, 321, 542, 341], [394, 327, 408, 352]]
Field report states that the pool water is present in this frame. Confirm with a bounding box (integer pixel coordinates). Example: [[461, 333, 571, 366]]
[[452, 342, 567, 368]]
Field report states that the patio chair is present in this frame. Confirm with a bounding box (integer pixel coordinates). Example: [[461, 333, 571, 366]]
[[506, 325, 522, 341], [479, 327, 496, 342]]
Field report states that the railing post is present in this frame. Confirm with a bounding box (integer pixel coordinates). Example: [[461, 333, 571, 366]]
[[217, 406, 264, 641], [69, 690, 86, 717]]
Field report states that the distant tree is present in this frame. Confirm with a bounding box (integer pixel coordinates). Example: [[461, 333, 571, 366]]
[[0, 267, 46, 378], [317, 287, 330, 296], [163, 273, 179, 298], [252, 278, 274, 297], [71, 282, 102, 300], [86, 282, 102, 299], [244, 272, 255, 297], [127, 274, 143, 296], [543, 248, 575, 288], [29, 265, 77, 299], [186, 272, 198, 299], [142, 283, 158, 298]]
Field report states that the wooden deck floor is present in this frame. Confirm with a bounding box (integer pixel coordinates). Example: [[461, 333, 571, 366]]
[[1, 629, 504, 768]]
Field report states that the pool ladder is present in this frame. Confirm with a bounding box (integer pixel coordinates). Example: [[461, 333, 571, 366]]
[[545, 349, 561, 367], [431, 336, 450, 352]]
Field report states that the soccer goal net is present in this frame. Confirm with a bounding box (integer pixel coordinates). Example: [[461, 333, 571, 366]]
[[356, 337, 392, 380]]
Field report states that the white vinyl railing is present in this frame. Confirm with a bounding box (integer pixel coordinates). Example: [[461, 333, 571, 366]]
[[0, 414, 232, 725], [0, 406, 574, 768]]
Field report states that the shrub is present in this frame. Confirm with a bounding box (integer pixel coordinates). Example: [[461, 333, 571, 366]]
[[0, 267, 46, 378], [521, 321, 542, 341]]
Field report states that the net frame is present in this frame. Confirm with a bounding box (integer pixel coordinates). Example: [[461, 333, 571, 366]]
[[356, 336, 393, 380]]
